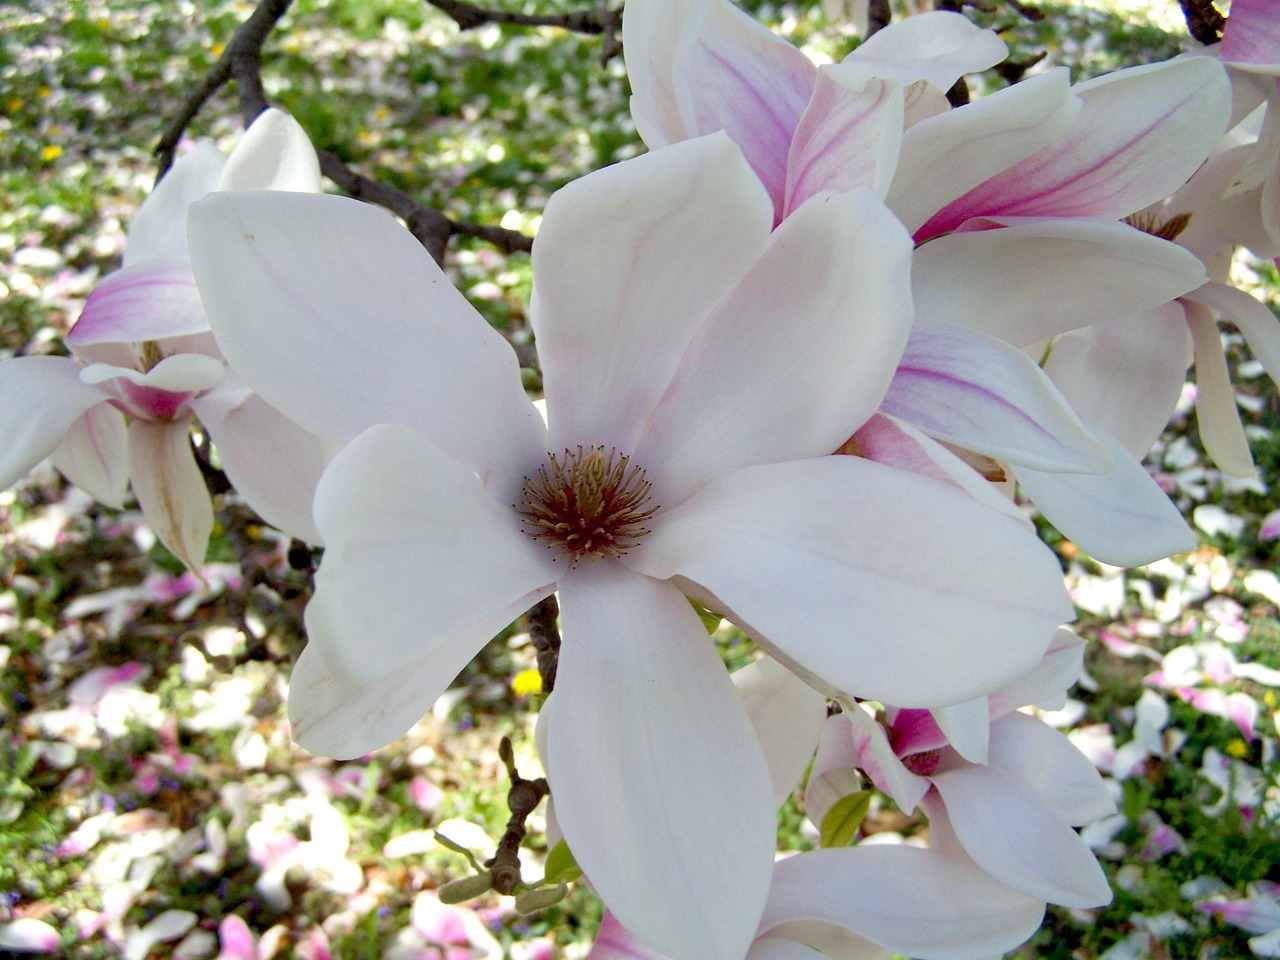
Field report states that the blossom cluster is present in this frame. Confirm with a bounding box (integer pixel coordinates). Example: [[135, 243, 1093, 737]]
[[2, 1, 1279, 958]]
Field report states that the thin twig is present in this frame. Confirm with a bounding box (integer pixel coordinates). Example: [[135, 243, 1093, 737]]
[[865, 0, 891, 37], [154, 0, 293, 178], [427, 0, 618, 35], [487, 737, 551, 895]]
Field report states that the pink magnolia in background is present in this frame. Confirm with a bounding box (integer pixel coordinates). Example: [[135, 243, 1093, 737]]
[[0, 108, 332, 571], [188, 131, 1074, 960]]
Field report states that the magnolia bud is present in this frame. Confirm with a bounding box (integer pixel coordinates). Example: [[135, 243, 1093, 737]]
[[438, 871, 494, 904], [515, 882, 568, 915]]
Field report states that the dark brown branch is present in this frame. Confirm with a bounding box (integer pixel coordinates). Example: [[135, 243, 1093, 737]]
[[526, 595, 560, 693], [1179, 0, 1225, 46], [1006, 0, 1044, 22], [864, 0, 891, 37], [154, 0, 293, 178], [427, 0, 619, 36], [487, 737, 551, 895]]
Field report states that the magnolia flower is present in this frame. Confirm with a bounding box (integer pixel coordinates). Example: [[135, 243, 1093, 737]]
[[623, 0, 1227, 565], [0, 108, 330, 570], [808, 629, 1115, 908], [189, 133, 1072, 959]]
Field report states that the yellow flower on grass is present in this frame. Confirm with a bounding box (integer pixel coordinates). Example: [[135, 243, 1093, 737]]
[[512, 669, 543, 696], [1227, 738, 1250, 759], [41, 144, 62, 162]]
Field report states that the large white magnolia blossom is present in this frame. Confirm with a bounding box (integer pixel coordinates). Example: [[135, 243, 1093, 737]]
[[188, 133, 1073, 960], [622, 0, 1235, 566], [0, 108, 330, 569]]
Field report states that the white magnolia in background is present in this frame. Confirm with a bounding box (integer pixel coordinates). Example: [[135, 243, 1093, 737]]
[[0, 108, 331, 571]]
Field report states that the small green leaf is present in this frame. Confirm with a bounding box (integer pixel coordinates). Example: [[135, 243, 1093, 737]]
[[688, 598, 722, 634], [543, 838, 583, 884], [820, 790, 873, 848], [435, 831, 484, 872]]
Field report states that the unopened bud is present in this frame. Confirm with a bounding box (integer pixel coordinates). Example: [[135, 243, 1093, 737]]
[[438, 871, 494, 904], [515, 881, 568, 915]]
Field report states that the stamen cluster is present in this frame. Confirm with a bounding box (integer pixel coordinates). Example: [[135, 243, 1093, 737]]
[[517, 446, 659, 563]]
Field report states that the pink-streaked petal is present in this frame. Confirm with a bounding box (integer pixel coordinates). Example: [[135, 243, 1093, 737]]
[[889, 69, 1079, 236], [1262, 508, 1280, 541], [989, 713, 1115, 826], [633, 187, 912, 506], [0, 356, 115, 492], [1228, 86, 1280, 195], [783, 69, 903, 215], [928, 766, 1112, 907], [50, 401, 129, 507], [881, 321, 1111, 473], [218, 108, 322, 193], [188, 191, 546, 504], [911, 217, 1206, 345], [125, 142, 226, 267], [733, 657, 828, 807], [217, 915, 257, 960], [1012, 432, 1196, 566], [533, 134, 772, 457], [549, 565, 774, 960], [850, 414, 1030, 524], [629, 456, 1073, 707], [1185, 298, 1255, 477], [820, 709, 928, 815], [1164, 144, 1279, 261], [1042, 301, 1191, 460], [67, 261, 207, 345], [589, 912, 669, 960], [1221, 0, 1280, 71], [128, 419, 213, 572], [190, 383, 336, 544], [308, 424, 555, 687], [759, 846, 1046, 959], [931, 697, 990, 765], [919, 57, 1231, 235], [989, 627, 1085, 719], [0, 918, 61, 954], [803, 714, 870, 830], [842, 11, 1007, 91]]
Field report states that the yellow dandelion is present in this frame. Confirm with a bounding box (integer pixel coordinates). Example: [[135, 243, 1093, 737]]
[[1265, 691, 1276, 707], [38, 86, 52, 98], [211, 42, 225, 57], [41, 144, 62, 162], [1226, 738, 1250, 759], [7, 98, 21, 113], [512, 668, 543, 696]]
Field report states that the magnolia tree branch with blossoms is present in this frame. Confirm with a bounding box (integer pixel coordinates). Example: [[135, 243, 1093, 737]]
[[2, 0, 1279, 957]]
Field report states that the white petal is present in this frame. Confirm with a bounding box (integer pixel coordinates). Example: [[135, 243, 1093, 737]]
[[931, 697, 990, 765], [80, 352, 225, 394], [733, 657, 828, 807], [746, 937, 828, 960], [759, 846, 1046, 960], [1187, 281, 1280, 387], [881, 321, 1112, 473], [633, 187, 913, 505], [989, 713, 1115, 827], [988, 627, 1086, 719], [549, 564, 775, 960], [920, 57, 1232, 234], [125, 142, 226, 267], [219, 108, 322, 192], [532, 134, 773, 456], [308, 423, 555, 687], [188, 191, 545, 502], [1185, 298, 1255, 477], [889, 69, 1079, 236], [0, 356, 113, 492], [911, 217, 1206, 345], [929, 765, 1112, 907], [629, 456, 1073, 707], [783, 69, 903, 214], [128, 419, 213, 573], [190, 383, 336, 544], [1012, 432, 1196, 567], [843, 11, 1007, 92], [50, 402, 129, 507], [67, 260, 208, 345], [287, 633, 493, 759], [1042, 301, 1191, 460]]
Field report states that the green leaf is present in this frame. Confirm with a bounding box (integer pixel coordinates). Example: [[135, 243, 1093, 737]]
[[688, 598, 722, 634], [543, 838, 583, 884], [820, 790, 873, 848]]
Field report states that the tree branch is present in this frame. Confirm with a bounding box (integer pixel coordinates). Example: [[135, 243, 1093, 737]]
[[1179, 0, 1225, 45], [487, 736, 551, 895], [526, 595, 561, 693], [865, 0, 891, 37], [154, 0, 293, 178], [426, 0, 621, 63]]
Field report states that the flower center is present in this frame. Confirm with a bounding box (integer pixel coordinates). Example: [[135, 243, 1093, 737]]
[[1124, 211, 1192, 242], [517, 446, 659, 564]]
